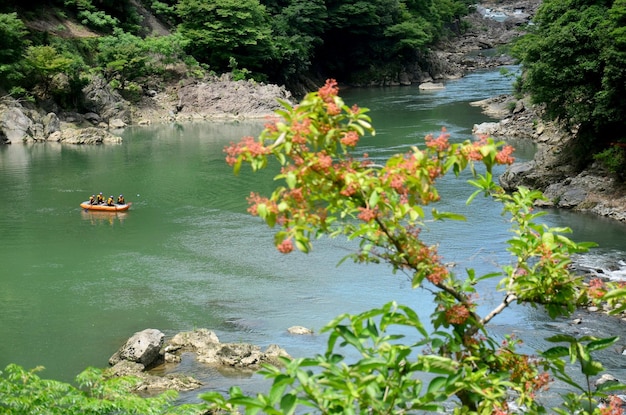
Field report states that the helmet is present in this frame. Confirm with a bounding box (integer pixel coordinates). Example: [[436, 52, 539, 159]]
[[110, 195, 113, 198], [92, 195, 95, 197], [119, 194, 123, 197], [99, 192, 103, 194]]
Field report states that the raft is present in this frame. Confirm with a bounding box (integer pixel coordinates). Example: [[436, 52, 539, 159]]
[[80, 201, 131, 212]]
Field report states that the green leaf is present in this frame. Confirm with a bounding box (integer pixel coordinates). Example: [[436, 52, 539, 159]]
[[368, 190, 379, 207], [545, 334, 577, 343], [286, 172, 297, 189], [603, 287, 626, 301], [279, 393, 297, 414], [431, 209, 466, 221], [426, 376, 447, 395], [541, 346, 570, 359], [586, 336, 619, 352]]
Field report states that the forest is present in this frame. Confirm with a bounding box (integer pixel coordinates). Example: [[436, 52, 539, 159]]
[[0, 0, 472, 94]]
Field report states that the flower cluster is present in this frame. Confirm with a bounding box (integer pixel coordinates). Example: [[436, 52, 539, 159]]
[[425, 128, 450, 152], [588, 278, 607, 300], [599, 395, 625, 415], [246, 192, 278, 216], [444, 303, 470, 325], [496, 145, 515, 164], [224, 136, 270, 166]]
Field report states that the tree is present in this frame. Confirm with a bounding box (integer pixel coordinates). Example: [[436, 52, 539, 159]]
[[176, 0, 273, 75], [514, 0, 626, 170], [262, 0, 328, 88], [97, 29, 149, 89], [0, 13, 28, 89], [22, 45, 76, 97], [204, 80, 626, 413]]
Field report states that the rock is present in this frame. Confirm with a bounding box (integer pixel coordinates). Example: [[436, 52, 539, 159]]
[[109, 328, 164, 368], [595, 374, 619, 388], [0, 106, 34, 143], [83, 112, 101, 124], [43, 113, 60, 138], [169, 328, 220, 350], [82, 75, 131, 124], [473, 122, 501, 136], [419, 82, 445, 90], [164, 328, 290, 370], [287, 326, 314, 335], [59, 127, 122, 144], [109, 118, 127, 129], [108, 360, 145, 377], [106, 360, 202, 392]]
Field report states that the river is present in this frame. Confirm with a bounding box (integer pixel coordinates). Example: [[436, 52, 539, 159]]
[[1, 67, 625, 402]]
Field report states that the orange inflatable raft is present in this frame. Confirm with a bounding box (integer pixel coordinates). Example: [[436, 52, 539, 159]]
[[80, 201, 131, 212]]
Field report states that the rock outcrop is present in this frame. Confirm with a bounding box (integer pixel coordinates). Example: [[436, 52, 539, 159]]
[[107, 328, 291, 392], [0, 73, 293, 145], [471, 96, 626, 223], [109, 328, 165, 368]]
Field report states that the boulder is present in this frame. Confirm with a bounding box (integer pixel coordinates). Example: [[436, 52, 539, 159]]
[[175, 75, 293, 119], [418, 82, 445, 90], [107, 360, 202, 392], [82, 76, 131, 124], [43, 113, 61, 138], [59, 127, 122, 144], [0, 106, 34, 143], [109, 328, 164, 368], [287, 326, 314, 335]]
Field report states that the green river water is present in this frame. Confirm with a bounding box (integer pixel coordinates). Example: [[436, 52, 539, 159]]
[[2, 68, 626, 399]]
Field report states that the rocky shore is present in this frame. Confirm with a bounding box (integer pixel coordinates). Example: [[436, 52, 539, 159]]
[[0, 73, 294, 145], [471, 95, 626, 223]]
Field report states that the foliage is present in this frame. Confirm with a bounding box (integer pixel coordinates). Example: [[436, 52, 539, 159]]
[[0, 364, 206, 414], [22, 45, 78, 97], [513, 0, 626, 170], [62, 0, 143, 34], [0, 12, 28, 88], [207, 80, 626, 414], [262, 0, 327, 87], [1, 0, 475, 99], [176, 0, 273, 74], [97, 29, 150, 89], [317, 0, 471, 82]]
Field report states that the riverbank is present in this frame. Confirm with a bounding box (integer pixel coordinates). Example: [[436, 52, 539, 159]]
[[471, 95, 626, 223]]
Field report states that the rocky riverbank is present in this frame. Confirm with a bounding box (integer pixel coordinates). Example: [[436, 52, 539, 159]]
[[471, 95, 626, 223], [0, 73, 294, 145]]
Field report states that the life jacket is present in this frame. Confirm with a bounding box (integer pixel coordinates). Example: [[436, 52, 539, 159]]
[[106, 197, 114, 206], [89, 196, 95, 204], [96, 194, 104, 203], [117, 196, 125, 204]]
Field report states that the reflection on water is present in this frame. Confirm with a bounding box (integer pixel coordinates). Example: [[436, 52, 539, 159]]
[[80, 210, 129, 226]]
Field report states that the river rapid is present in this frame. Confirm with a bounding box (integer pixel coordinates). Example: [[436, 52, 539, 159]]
[[1, 67, 626, 405]]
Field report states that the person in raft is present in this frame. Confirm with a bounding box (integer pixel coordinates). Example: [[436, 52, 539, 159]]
[[96, 192, 105, 204], [117, 194, 125, 204], [106, 195, 115, 206], [89, 194, 96, 205]]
